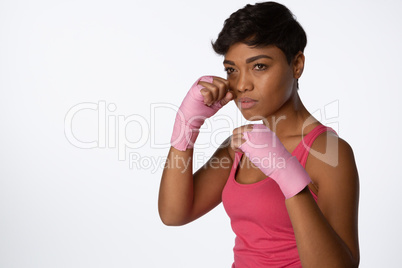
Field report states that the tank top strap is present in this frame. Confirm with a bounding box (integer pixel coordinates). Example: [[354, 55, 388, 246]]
[[292, 125, 338, 168]]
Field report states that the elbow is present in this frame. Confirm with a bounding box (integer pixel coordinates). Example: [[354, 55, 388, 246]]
[[160, 218, 185, 227], [159, 216, 188, 227], [343, 251, 360, 268], [349, 246, 360, 268], [341, 250, 360, 268], [346, 260, 359, 268], [158, 209, 189, 227], [352, 256, 360, 268], [158, 198, 193, 226]]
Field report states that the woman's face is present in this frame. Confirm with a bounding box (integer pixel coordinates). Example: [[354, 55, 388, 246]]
[[224, 43, 300, 121]]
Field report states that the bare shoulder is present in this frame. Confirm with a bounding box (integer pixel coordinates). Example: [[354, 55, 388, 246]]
[[306, 131, 359, 192], [305, 130, 360, 261]]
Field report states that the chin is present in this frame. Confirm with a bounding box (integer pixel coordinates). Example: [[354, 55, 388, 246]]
[[239, 110, 266, 122]]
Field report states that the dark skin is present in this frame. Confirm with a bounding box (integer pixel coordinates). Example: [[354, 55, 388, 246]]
[[158, 43, 359, 267]]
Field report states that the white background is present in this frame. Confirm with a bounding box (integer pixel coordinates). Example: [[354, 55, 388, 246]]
[[1, 0, 401, 267]]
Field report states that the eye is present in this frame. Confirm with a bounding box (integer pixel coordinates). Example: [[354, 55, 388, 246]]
[[253, 63, 267, 71], [224, 67, 235, 75]]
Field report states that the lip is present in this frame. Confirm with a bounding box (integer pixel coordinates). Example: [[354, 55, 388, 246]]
[[238, 97, 258, 109]]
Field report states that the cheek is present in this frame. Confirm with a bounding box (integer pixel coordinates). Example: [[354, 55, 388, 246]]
[[280, 66, 296, 88], [253, 70, 294, 111], [260, 68, 293, 95], [227, 74, 241, 92], [228, 77, 236, 91], [255, 71, 282, 96]]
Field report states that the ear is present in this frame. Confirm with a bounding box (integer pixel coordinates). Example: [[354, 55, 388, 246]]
[[292, 51, 305, 79]]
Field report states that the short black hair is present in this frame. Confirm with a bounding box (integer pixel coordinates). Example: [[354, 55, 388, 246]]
[[212, 2, 307, 64]]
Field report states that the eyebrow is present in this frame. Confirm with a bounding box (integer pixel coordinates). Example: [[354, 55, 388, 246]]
[[223, 55, 273, 65], [246, 55, 273, 63], [223, 59, 235, 65]]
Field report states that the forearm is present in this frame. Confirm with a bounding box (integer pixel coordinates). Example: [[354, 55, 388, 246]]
[[286, 188, 359, 267], [158, 76, 231, 225], [158, 146, 194, 226]]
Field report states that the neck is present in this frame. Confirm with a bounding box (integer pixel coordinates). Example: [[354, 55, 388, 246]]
[[263, 91, 316, 139]]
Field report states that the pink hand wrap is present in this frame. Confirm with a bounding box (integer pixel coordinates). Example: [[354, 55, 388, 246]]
[[171, 76, 222, 151], [239, 124, 311, 199]]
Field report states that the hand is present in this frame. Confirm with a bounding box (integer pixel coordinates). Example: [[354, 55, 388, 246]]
[[232, 124, 311, 199], [198, 76, 233, 107], [171, 76, 234, 151]]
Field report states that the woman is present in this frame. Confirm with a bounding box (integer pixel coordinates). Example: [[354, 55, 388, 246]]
[[158, 2, 360, 267]]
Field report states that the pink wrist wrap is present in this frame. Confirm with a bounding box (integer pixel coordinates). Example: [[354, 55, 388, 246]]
[[239, 124, 311, 199], [170, 76, 222, 151]]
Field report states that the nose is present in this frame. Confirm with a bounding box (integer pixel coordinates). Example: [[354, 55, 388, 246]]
[[234, 72, 253, 93]]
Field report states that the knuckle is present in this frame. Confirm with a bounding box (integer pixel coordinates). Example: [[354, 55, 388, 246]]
[[246, 124, 254, 130], [204, 90, 212, 98], [217, 82, 225, 91]]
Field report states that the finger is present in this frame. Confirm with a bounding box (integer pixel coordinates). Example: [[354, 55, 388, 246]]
[[213, 77, 232, 101], [212, 78, 229, 101], [200, 77, 230, 104], [212, 76, 230, 88], [244, 124, 255, 132], [232, 127, 242, 136], [198, 81, 219, 105], [232, 124, 254, 136], [199, 88, 213, 105], [219, 91, 234, 106], [230, 133, 247, 152]]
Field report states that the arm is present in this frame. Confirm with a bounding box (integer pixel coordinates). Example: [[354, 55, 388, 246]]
[[286, 134, 360, 267], [234, 124, 359, 267], [158, 76, 234, 226], [158, 139, 233, 226]]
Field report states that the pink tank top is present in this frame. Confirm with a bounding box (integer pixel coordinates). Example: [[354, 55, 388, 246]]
[[222, 125, 337, 267]]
